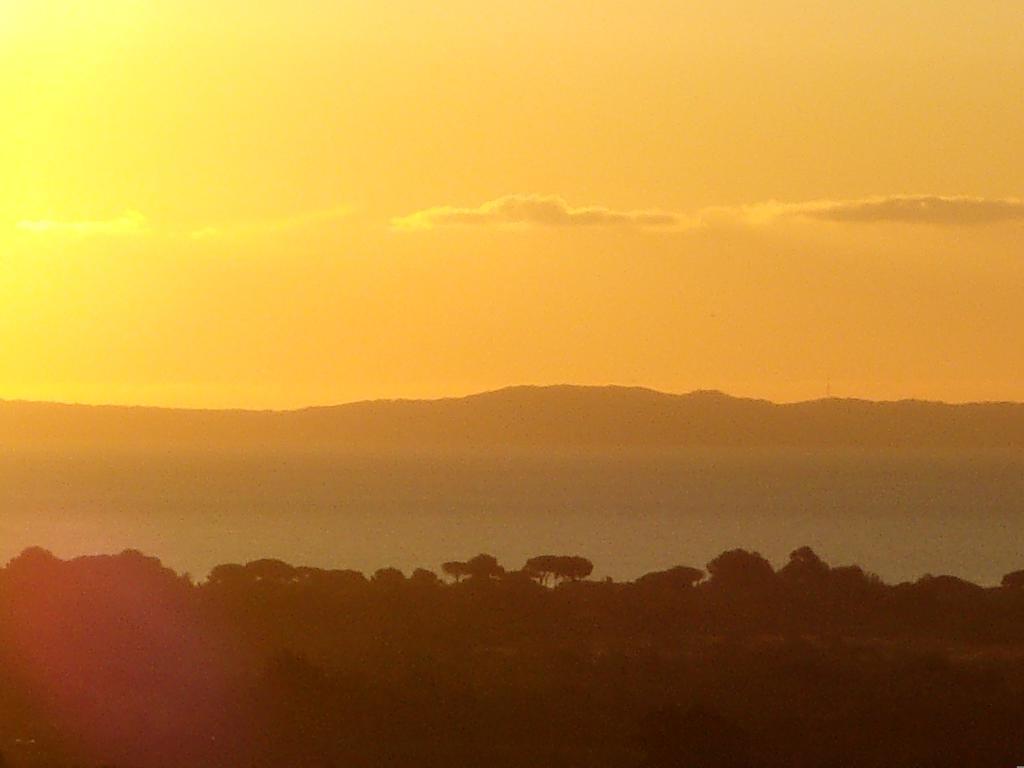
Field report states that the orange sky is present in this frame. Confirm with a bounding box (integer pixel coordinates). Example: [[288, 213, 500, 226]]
[[2, 1, 1023, 408]]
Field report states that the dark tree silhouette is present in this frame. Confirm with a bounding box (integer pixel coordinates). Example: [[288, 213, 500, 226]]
[[207, 562, 248, 587], [706, 548, 776, 589], [778, 545, 831, 587], [524, 554, 593, 584], [1002, 569, 1024, 588], [464, 553, 505, 581], [634, 565, 704, 589], [555, 555, 594, 582], [441, 560, 471, 582], [524, 554, 559, 585], [410, 568, 442, 588], [4, 546, 60, 578], [371, 567, 405, 586], [246, 558, 298, 583]]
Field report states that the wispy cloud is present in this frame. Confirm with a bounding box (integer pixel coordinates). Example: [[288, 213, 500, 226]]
[[395, 194, 1024, 232], [392, 194, 679, 231], [189, 205, 351, 240], [11, 205, 354, 244], [696, 195, 1024, 228], [16, 211, 149, 237], [785, 195, 1024, 225], [16, 196, 1020, 244]]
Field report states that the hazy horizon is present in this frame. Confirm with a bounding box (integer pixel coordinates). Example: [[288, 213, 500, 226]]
[[6, 381, 1024, 412]]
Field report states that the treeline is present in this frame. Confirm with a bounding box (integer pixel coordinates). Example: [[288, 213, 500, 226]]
[[1, 546, 1024, 767], [152, 545, 1024, 644]]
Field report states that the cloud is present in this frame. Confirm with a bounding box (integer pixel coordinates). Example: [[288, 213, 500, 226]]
[[785, 195, 1024, 225], [392, 194, 679, 231], [189, 205, 350, 240], [18, 196, 1015, 244], [16, 211, 148, 237], [12, 205, 353, 244], [696, 195, 1024, 228], [395, 194, 1024, 233]]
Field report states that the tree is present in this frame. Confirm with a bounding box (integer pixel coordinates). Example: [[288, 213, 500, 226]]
[[464, 553, 505, 581], [635, 565, 704, 589], [830, 564, 881, 597], [442, 560, 471, 583], [525, 554, 594, 585], [206, 562, 249, 588], [914, 573, 983, 597], [319, 568, 368, 591], [5, 546, 60, 578], [246, 558, 298, 584], [1001, 569, 1024, 589], [706, 549, 775, 589], [372, 567, 405, 587], [410, 568, 442, 588], [554, 555, 594, 582], [524, 555, 559, 585], [779, 546, 831, 588]]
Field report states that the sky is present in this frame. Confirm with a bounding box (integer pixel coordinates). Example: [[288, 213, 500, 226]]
[[1, 0, 1022, 408]]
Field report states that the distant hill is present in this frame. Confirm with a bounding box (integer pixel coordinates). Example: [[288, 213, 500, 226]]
[[1, 385, 1023, 453]]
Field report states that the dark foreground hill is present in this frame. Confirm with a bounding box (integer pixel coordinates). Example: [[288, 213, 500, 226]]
[[2, 385, 1024, 452]]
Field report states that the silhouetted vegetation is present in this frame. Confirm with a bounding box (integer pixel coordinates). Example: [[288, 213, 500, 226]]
[[2, 546, 1024, 767]]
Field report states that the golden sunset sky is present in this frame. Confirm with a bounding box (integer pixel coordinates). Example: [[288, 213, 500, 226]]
[[2, 1, 1022, 408]]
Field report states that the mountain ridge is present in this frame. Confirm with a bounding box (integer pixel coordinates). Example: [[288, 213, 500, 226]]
[[5, 383, 1020, 413], [2, 384, 1023, 452]]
